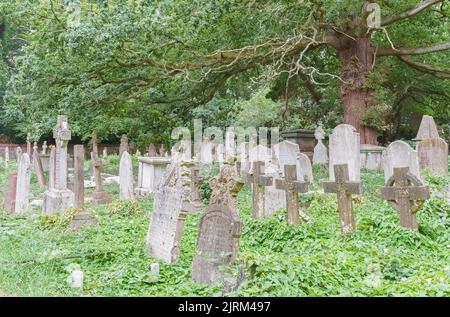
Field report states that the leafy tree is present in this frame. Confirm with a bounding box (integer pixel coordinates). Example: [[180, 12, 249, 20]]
[[0, 0, 448, 145]]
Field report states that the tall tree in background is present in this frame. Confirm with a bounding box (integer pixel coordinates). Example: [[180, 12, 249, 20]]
[[0, 0, 449, 144]]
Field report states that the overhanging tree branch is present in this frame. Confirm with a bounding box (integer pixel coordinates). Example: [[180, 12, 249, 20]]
[[396, 55, 450, 78], [380, 0, 444, 27], [377, 41, 450, 56]]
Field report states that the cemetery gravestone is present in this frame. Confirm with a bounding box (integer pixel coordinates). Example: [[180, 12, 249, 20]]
[[298, 152, 314, 182], [3, 172, 17, 213], [313, 126, 328, 165], [32, 149, 46, 187], [416, 138, 448, 175], [382, 140, 422, 181], [135, 157, 171, 196], [191, 162, 244, 286], [200, 139, 214, 165], [119, 134, 129, 157], [328, 124, 361, 182], [246, 161, 273, 219], [145, 161, 194, 263], [380, 167, 429, 230], [42, 116, 75, 215], [323, 164, 363, 234], [15, 153, 31, 213], [91, 133, 112, 205], [275, 165, 310, 225], [26, 133, 31, 157], [414, 115, 439, 140], [119, 151, 134, 200], [190, 166, 204, 209], [148, 144, 157, 157]]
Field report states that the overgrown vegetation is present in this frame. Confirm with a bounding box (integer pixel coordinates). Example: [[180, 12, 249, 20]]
[[0, 159, 449, 296]]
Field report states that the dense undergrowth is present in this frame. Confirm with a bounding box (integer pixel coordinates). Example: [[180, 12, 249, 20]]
[[0, 157, 449, 296]]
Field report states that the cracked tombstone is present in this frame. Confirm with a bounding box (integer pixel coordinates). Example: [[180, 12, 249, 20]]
[[323, 164, 363, 234], [91, 132, 112, 204], [191, 162, 244, 288], [145, 161, 194, 263], [15, 153, 31, 213], [380, 167, 430, 230], [313, 125, 328, 165], [119, 151, 134, 200], [245, 161, 273, 219], [42, 115, 75, 215], [275, 165, 310, 225]]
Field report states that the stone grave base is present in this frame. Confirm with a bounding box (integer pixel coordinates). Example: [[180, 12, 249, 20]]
[[43, 189, 75, 215], [92, 191, 113, 205], [69, 210, 99, 230]]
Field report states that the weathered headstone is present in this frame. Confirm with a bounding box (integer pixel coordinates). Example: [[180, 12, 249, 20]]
[[224, 129, 237, 162], [298, 152, 314, 182], [416, 138, 448, 175], [272, 141, 303, 180], [263, 162, 286, 216], [15, 153, 31, 213], [275, 165, 310, 225], [32, 149, 46, 187], [246, 161, 273, 219], [360, 144, 385, 171], [119, 134, 129, 157], [190, 166, 204, 209], [323, 164, 363, 234], [26, 132, 31, 157], [382, 140, 422, 181], [191, 162, 244, 286], [73, 145, 85, 208], [414, 115, 439, 140], [16, 147, 23, 163], [236, 142, 250, 175], [200, 139, 214, 165], [328, 124, 360, 182], [42, 115, 75, 215], [119, 151, 134, 199], [313, 126, 328, 165], [148, 144, 157, 156], [215, 143, 225, 166], [90, 133, 113, 205], [41, 141, 47, 155], [3, 172, 17, 213], [380, 167, 430, 230], [145, 161, 193, 263]]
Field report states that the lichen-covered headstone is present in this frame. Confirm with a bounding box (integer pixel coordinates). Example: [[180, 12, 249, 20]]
[[191, 163, 244, 286], [414, 115, 439, 140], [416, 138, 448, 175], [382, 140, 422, 181]]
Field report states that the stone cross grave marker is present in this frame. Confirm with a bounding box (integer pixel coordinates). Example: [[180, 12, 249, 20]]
[[145, 161, 194, 263], [191, 162, 244, 286], [414, 115, 439, 140], [15, 153, 31, 213], [119, 151, 134, 200], [32, 147, 46, 187], [246, 161, 273, 219], [382, 140, 422, 182], [91, 133, 112, 204], [42, 115, 75, 215], [313, 125, 328, 165], [3, 172, 17, 213], [275, 165, 310, 225], [380, 167, 429, 230], [323, 164, 363, 234], [416, 138, 448, 175], [329, 124, 360, 182]]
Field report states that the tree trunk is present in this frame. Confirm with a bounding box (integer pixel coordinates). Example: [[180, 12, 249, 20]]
[[338, 37, 378, 145]]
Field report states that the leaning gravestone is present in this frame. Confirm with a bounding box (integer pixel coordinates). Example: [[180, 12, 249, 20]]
[[32, 148, 46, 187], [416, 138, 448, 175], [3, 172, 17, 213], [328, 124, 360, 182], [191, 162, 244, 286], [313, 126, 328, 165], [42, 116, 75, 215], [380, 167, 429, 230], [119, 151, 134, 200], [382, 140, 422, 181], [15, 153, 31, 213], [414, 115, 439, 140], [145, 161, 194, 263]]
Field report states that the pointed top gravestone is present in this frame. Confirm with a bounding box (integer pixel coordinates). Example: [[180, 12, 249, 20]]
[[414, 115, 439, 140], [15, 153, 31, 213], [191, 162, 244, 286], [119, 151, 134, 200], [382, 140, 422, 182], [329, 124, 361, 182]]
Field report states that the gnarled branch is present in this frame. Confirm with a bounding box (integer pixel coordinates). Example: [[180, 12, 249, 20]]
[[381, 0, 444, 27], [397, 55, 450, 79], [377, 41, 450, 56]]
